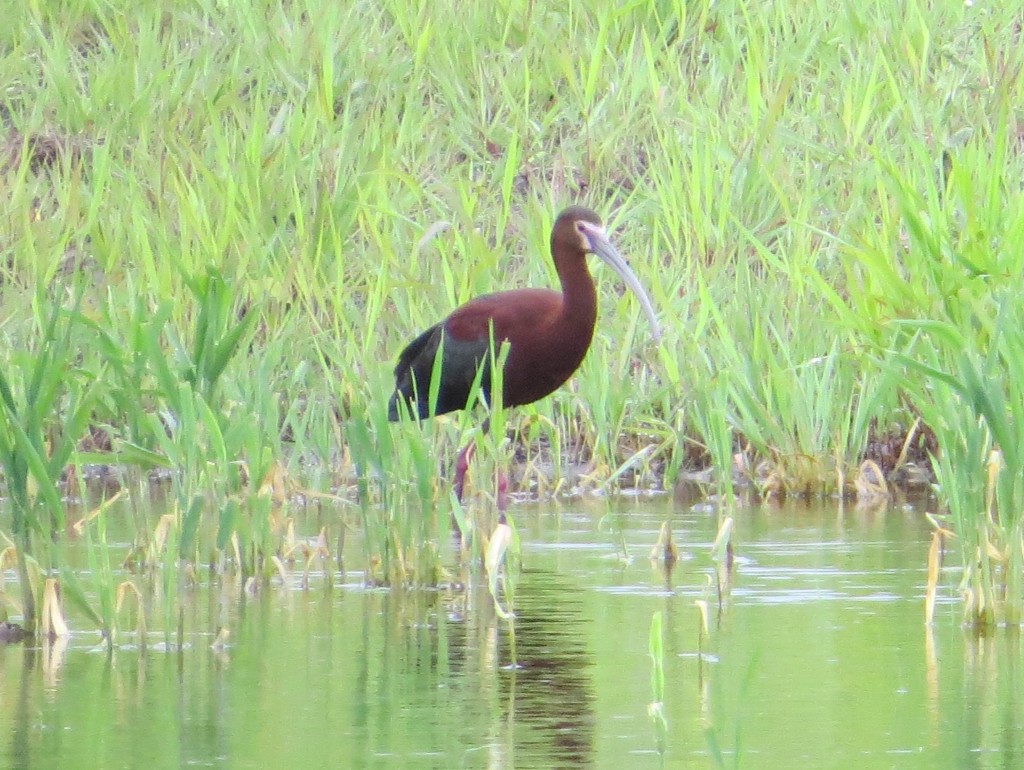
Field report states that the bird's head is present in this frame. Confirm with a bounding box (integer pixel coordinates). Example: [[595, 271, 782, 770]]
[[551, 206, 605, 258], [551, 206, 661, 342]]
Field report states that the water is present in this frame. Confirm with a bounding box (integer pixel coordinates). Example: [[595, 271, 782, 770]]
[[2, 496, 1022, 769]]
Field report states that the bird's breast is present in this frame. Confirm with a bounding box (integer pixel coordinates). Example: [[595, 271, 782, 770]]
[[500, 315, 596, 407]]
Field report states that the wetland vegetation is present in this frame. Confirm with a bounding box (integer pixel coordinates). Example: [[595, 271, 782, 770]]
[[1, 0, 1024, 677]]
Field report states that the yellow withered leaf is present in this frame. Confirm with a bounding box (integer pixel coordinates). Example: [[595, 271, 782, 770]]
[[41, 579, 69, 639], [925, 531, 941, 625]]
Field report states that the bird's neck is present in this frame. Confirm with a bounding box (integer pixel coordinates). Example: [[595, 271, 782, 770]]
[[557, 259, 598, 341]]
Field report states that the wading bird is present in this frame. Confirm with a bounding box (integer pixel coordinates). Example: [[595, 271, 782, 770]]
[[388, 206, 660, 507]]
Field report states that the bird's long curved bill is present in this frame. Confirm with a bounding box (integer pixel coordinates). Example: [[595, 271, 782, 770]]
[[587, 227, 662, 342]]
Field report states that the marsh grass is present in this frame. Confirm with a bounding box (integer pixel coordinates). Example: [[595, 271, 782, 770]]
[[825, 120, 1024, 627], [0, 283, 96, 633], [2, 0, 1024, 632]]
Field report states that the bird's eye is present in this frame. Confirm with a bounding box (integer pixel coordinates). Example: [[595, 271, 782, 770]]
[[574, 222, 591, 248]]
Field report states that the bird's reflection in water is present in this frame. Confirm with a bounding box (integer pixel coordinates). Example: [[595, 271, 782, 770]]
[[498, 568, 596, 769]]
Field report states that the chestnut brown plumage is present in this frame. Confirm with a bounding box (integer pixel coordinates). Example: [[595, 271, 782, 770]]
[[388, 206, 660, 505]]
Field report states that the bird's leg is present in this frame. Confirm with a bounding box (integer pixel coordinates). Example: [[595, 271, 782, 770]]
[[496, 469, 508, 512], [454, 417, 492, 503], [453, 440, 476, 503], [454, 418, 507, 508], [457, 449, 508, 510]]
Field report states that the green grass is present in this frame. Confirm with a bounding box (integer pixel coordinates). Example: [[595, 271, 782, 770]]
[[2, 0, 1024, 632]]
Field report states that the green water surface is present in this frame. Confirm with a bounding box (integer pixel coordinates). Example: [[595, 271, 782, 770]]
[[1, 496, 1021, 769]]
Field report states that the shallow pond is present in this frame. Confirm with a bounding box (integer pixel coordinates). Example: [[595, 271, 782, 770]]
[[2, 495, 1022, 769]]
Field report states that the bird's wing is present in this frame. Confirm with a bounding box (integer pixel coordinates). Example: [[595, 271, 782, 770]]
[[393, 322, 442, 380], [389, 321, 492, 419]]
